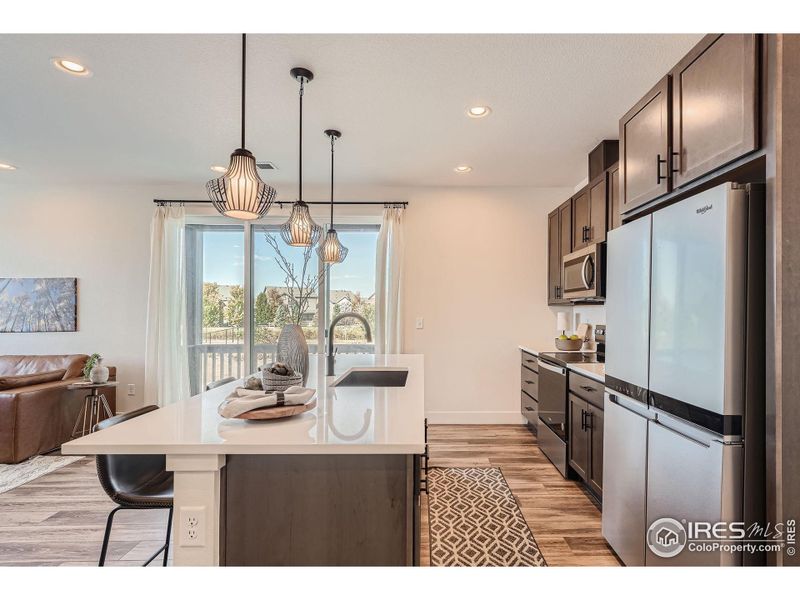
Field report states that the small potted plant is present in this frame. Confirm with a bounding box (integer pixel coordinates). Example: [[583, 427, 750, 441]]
[[84, 353, 109, 384]]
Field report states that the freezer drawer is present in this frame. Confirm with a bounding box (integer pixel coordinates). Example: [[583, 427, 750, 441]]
[[645, 412, 744, 566], [602, 393, 651, 566]]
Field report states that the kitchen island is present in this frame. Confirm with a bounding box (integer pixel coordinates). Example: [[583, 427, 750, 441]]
[[62, 354, 425, 567]]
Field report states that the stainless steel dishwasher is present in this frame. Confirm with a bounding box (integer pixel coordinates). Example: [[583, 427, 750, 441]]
[[536, 357, 568, 476]]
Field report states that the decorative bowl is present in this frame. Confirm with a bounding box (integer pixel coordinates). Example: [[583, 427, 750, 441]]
[[261, 370, 303, 392], [554, 337, 583, 351]]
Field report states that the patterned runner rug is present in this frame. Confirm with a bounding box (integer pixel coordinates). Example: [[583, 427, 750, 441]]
[[0, 454, 83, 494], [427, 467, 547, 567]]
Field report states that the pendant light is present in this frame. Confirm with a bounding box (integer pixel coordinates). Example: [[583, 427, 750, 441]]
[[317, 129, 348, 264], [280, 67, 322, 246], [206, 34, 276, 220]]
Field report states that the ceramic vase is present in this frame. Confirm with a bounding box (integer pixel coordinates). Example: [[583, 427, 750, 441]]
[[89, 359, 110, 384], [276, 324, 309, 386]]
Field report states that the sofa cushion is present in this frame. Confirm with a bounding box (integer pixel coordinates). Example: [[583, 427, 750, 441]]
[[0, 355, 88, 379], [0, 369, 67, 391]]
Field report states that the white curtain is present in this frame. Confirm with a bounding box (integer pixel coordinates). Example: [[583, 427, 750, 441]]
[[374, 207, 405, 354], [144, 205, 190, 407]]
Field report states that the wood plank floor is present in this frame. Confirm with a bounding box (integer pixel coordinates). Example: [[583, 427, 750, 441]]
[[421, 424, 620, 566], [0, 425, 619, 566]]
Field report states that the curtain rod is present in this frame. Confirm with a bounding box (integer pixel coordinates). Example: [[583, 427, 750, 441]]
[[153, 199, 407, 208]]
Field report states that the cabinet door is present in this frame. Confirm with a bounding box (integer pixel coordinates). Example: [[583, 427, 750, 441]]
[[558, 199, 572, 266], [568, 395, 589, 481], [608, 164, 621, 231], [619, 75, 671, 214], [572, 188, 590, 251], [547, 208, 561, 303], [588, 175, 607, 244], [671, 34, 758, 188], [588, 406, 604, 497]]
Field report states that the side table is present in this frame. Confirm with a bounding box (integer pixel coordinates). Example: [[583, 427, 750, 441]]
[[68, 381, 118, 438]]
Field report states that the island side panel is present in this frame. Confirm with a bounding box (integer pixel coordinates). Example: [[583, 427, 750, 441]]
[[166, 454, 226, 567], [222, 453, 419, 566]]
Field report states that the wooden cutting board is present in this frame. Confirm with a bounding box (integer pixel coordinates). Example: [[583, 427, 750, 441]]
[[234, 397, 317, 421]]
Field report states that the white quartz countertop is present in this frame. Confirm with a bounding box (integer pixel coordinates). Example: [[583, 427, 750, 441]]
[[568, 362, 605, 382], [519, 345, 605, 382], [63, 354, 425, 456]]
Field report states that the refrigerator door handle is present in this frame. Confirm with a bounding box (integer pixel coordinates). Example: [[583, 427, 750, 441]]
[[651, 418, 710, 449]]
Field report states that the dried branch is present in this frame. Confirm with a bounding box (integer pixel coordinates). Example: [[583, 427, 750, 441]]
[[264, 233, 324, 325]]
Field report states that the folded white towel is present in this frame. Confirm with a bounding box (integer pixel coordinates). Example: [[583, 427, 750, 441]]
[[217, 386, 316, 419]]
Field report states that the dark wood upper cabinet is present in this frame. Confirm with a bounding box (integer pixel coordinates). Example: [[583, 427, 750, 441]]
[[608, 163, 621, 231], [572, 177, 608, 251], [588, 175, 607, 244], [619, 75, 671, 215], [571, 187, 590, 251], [559, 200, 572, 260], [547, 199, 573, 305], [671, 34, 759, 188]]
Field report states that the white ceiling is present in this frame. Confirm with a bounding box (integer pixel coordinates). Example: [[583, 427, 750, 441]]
[[0, 34, 702, 190]]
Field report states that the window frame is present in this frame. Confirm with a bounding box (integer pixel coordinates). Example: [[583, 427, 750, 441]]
[[185, 215, 380, 389]]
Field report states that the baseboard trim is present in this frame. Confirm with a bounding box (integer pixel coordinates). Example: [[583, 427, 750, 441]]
[[425, 411, 527, 425]]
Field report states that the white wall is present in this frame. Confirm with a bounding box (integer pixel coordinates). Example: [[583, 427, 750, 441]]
[[399, 186, 572, 423], [0, 183, 192, 412], [0, 182, 572, 421]]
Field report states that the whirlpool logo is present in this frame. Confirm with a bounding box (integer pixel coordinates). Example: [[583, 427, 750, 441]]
[[696, 204, 713, 215]]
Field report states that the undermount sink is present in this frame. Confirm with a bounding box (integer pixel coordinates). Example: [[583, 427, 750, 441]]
[[331, 367, 409, 388]]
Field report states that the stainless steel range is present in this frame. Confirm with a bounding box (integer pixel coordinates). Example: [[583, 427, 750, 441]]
[[536, 332, 604, 477]]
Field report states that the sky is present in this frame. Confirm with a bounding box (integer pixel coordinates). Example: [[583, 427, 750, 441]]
[[202, 229, 378, 296]]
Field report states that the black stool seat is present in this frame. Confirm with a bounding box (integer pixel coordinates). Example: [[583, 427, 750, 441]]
[[93, 405, 174, 566]]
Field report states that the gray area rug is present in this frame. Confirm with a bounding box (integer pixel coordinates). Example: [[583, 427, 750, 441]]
[[0, 454, 84, 494], [427, 467, 547, 567]]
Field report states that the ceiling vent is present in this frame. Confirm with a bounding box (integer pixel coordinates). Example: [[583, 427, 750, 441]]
[[257, 161, 278, 170]]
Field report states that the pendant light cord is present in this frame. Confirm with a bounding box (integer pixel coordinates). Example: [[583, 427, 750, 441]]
[[241, 33, 246, 149], [329, 134, 335, 227], [299, 77, 304, 203]]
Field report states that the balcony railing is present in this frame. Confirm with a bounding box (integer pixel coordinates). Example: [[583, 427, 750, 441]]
[[188, 341, 374, 395]]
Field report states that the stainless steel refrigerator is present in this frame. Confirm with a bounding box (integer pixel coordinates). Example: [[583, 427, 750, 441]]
[[602, 182, 765, 566]]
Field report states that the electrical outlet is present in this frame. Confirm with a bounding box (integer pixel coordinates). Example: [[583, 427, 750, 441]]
[[127, 384, 136, 396], [179, 506, 206, 547]]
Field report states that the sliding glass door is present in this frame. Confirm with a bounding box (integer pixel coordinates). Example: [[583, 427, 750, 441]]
[[326, 225, 380, 354], [186, 221, 379, 394], [250, 225, 322, 370], [185, 224, 245, 395]]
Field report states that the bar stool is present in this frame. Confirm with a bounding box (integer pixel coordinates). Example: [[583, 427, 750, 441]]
[[94, 406, 173, 566]]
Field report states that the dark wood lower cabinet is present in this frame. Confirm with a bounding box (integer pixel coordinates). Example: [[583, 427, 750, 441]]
[[222, 453, 420, 566], [568, 389, 604, 499], [568, 395, 590, 481], [588, 407, 604, 496]]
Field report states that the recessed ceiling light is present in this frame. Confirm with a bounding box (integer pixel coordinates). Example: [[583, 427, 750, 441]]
[[454, 165, 472, 174], [0, 163, 17, 171], [466, 106, 491, 118], [52, 58, 91, 76], [210, 165, 228, 173]]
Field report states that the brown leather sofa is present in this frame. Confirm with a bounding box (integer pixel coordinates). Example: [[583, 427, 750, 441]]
[[0, 354, 117, 464]]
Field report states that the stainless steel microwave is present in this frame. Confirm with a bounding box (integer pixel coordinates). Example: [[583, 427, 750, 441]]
[[562, 243, 605, 301]]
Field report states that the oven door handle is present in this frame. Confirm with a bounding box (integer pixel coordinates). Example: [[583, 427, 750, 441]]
[[537, 360, 566, 375], [581, 255, 594, 290]]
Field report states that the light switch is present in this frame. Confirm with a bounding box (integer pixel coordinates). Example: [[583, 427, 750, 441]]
[[127, 384, 136, 396], [416, 317, 424, 330]]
